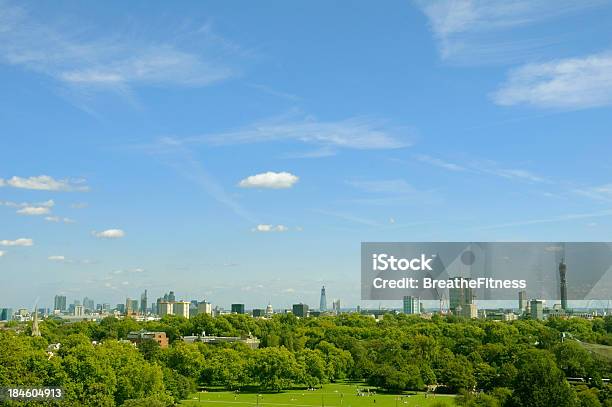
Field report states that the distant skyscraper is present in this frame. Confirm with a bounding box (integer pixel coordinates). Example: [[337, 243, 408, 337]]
[[320, 286, 327, 312], [54, 295, 66, 312], [332, 299, 341, 315], [231, 304, 245, 314], [116, 303, 125, 313], [82, 297, 95, 312], [292, 303, 309, 318], [74, 305, 84, 317], [559, 259, 568, 310], [530, 299, 544, 320], [403, 296, 420, 315], [449, 278, 473, 314], [518, 291, 527, 312], [0, 308, 13, 321], [140, 290, 148, 314], [125, 298, 138, 315], [168, 291, 176, 302]]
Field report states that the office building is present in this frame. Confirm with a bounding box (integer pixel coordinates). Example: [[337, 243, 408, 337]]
[[74, 305, 84, 317], [83, 297, 95, 312], [332, 299, 341, 315], [292, 303, 309, 318], [174, 301, 190, 319], [252, 309, 265, 317], [449, 277, 474, 314], [0, 308, 13, 321], [231, 303, 245, 314], [559, 260, 568, 310], [102, 303, 111, 313], [403, 296, 420, 315], [158, 301, 173, 317], [54, 295, 67, 312], [518, 291, 527, 312], [140, 290, 148, 315], [320, 286, 327, 312], [116, 303, 125, 313], [197, 301, 212, 316], [126, 298, 139, 315], [167, 291, 176, 302], [530, 299, 544, 320]]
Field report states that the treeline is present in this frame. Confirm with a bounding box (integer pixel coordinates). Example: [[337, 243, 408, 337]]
[[0, 313, 611, 406]]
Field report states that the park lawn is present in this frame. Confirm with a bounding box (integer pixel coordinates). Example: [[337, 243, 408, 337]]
[[180, 383, 456, 407]]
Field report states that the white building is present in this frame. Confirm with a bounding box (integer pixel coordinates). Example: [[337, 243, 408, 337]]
[[173, 301, 190, 319]]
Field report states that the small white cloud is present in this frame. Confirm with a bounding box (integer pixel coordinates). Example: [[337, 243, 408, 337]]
[[238, 171, 299, 189], [3, 175, 89, 191], [121, 281, 129, 286], [46, 216, 76, 223], [93, 229, 125, 239], [17, 206, 51, 216], [71, 202, 88, 209], [0, 238, 33, 246], [0, 250, 5, 257], [252, 224, 290, 233], [48, 255, 65, 261], [389, 217, 396, 224]]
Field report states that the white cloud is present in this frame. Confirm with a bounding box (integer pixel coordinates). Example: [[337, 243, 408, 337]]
[[252, 224, 290, 233], [0, 3, 241, 92], [0, 250, 4, 257], [573, 184, 612, 202], [71, 202, 88, 209], [0, 238, 33, 246], [238, 171, 299, 189], [48, 255, 65, 261], [17, 206, 51, 216], [415, 0, 606, 64], [93, 229, 125, 239], [493, 52, 612, 109], [2, 175, 89, 191]]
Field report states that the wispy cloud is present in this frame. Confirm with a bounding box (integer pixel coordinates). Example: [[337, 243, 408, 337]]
[[493, 52, 612, 109], [0, 175, 89, 191], [414, 154, 467, 172], [573, 184, 612, 202], [0, 3, 241, 92], [182, 113, 412, 152], [45, 216, 76, 224], [17, 206, 51, 216], [48, 255, 66, 261], [475, 208, 612, 230], [414, 0, 606, 65]]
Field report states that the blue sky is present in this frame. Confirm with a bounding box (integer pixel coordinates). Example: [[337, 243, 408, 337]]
[[2, 0, 612, 309]]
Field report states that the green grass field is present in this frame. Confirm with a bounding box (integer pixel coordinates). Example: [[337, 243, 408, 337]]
[[180, 383, 455, 407]]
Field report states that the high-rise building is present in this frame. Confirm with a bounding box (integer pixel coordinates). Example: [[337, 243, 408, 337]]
[[83, 297, 95, 312], [74, 305, 84, 317], [168, 291, 176, 302], [158, 301, 173, 317], [530, 299, 544, 320], [231, 304, 245, 314], [292, 303, 309, 318], [449, 278, 473, 314], [173, 301, 190, 319], [54, 295, 67, 312], [140, 290, 148, 315], [320, 286, 327, 312], [197, 301, 212, 316], [116, 303, 125, 313], [332, 299, 341, 315], [102, 303, 111, 313], [559, 260, 568, 310], [126, 298, 139, 315], [31, 308, 41, 337], [403, 296, 420, 315], [518, 291, 527, 312], [252, 309, 265, 317], [0, 308, 13, 321]]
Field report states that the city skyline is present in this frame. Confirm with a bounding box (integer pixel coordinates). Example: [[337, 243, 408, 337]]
[[2, 1, 612, 308]]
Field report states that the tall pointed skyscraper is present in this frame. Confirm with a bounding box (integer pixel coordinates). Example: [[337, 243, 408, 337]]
[[319, 286, 327, 312]]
